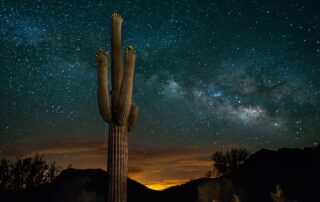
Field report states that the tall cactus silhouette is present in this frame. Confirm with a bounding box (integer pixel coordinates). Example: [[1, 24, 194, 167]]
[[96, 13, 139, 202]]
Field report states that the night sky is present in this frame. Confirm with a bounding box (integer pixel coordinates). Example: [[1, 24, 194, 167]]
[[1, 0, 320, 190]]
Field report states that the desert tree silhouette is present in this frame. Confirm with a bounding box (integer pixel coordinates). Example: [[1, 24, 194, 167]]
[[271, 184, 288, 202], [0, 159, 10, 191], [211, 148, 250, 177], [0, 155, 60, 191]]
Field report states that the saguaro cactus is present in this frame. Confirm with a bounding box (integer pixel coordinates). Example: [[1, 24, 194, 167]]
[[96, 13, 139, 202]]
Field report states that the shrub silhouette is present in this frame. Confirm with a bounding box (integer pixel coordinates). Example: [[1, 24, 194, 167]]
[[271, 184, 288, 202], [0, 159, 10, 190], [0, 155, 60, 191], [211, 148, 249, 176]]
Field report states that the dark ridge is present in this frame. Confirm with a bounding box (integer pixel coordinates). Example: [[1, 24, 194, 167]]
[[1, 146, 319, 202], [160, 178, 217, 202], [233, 146, 320, 202], [0, 168, 157, 202]]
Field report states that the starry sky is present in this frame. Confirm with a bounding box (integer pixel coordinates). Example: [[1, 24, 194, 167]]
[[1, 0, 320, 190]]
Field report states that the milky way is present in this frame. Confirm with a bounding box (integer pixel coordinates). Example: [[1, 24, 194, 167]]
[[1, 0, 320, 189]]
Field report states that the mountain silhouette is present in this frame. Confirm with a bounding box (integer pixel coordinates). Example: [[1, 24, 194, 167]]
[[233, 146, 320, 202], [1, 146, 319, 202], [1, 168, 157, 202]]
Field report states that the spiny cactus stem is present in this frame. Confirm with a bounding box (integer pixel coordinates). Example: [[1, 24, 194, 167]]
[[108, 123, 128, 202], [128, 105, 139, 132], [115, 48, 137, 125], [97, 13, 138, 202], [111, 15, 124, 108], [96, 49, 112, 122]]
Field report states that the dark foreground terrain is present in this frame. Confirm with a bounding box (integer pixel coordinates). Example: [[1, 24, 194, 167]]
[[1, 146, 319, 202]]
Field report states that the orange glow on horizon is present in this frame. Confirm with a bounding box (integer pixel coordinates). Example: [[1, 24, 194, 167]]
[[146, 184, 170, 191], [3, 141, 216, 192], [144, 179, 187, 190]]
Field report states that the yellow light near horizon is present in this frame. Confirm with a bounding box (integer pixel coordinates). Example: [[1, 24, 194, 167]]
[[146, 183, 175, 191], [144, 179, 185, 191]]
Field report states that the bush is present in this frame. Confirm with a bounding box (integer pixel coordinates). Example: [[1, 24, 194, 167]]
[[211, 148, 249, 176], [0, 155, 60, 191]]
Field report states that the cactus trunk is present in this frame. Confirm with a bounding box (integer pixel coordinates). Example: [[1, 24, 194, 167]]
[[96, 13, 138, 202], [108, 123, 128, 202]]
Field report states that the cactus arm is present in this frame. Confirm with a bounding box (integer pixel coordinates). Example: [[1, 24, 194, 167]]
[[115, 46, 137, 125], [127, 105, 139, 132], [96, 48, 112, 122], [111, 13, 124, 107]]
